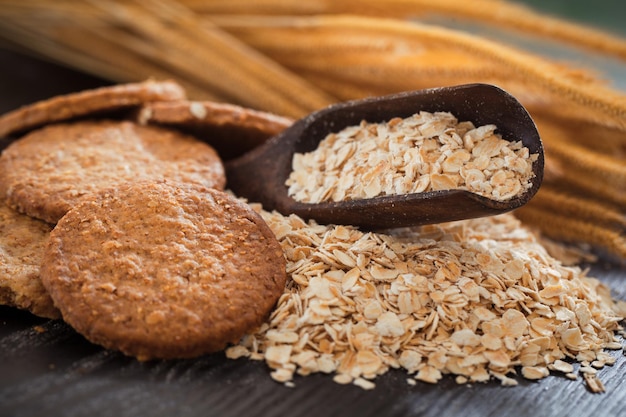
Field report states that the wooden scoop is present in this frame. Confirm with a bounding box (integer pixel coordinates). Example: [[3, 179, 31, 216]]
[[225, 83, 544, 229]]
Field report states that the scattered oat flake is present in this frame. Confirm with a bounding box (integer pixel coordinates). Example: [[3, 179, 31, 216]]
[[333, 374, 353, 385], [353, 377, 376, 390], [225, 345, 250, 360], [580, 366, 598, 375], [416, 366, 443, 384], [265, 345, 292, 365], [521, 366, 550, 380], [271, 368, 294, 383], [450, 329, 481, 347], [549, 359, 574, 374], [583, 373, 606, 393]]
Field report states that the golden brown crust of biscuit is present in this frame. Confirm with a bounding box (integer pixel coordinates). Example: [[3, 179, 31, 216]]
[[0, 203, 59, 319], [138, 100, 292, 160], [0, 80, 186, 139], [40, 181, 286, 360], [0, 120, 225, 223]]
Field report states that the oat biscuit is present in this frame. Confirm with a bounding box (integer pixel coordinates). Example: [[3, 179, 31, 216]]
[[0, 120, 225, 223], [138, 100, 292, 159], [0, 80, 186, 139], [41, 181, 287, 360], [0, 203, 59, 319]]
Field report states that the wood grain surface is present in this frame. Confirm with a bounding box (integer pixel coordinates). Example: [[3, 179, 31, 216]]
[[1, 263, 626, 417], [1, 25, 626, 417]]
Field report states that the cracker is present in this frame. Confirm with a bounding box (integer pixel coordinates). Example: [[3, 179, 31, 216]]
[[0, 120, 225, 223], [40, 181, 287, 360], [0, 80, 186, 139], [137, 100, 292, 160], [0, 202, 59, 319]]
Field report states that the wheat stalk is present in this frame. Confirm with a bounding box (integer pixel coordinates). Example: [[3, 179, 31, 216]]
[[0, 0, 623, 258]]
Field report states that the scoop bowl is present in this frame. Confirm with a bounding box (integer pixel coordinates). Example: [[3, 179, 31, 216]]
[[225, 83, 544, 229]]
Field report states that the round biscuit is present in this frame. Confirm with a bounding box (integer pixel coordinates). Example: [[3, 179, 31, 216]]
[[0, 119, 225, 223], [40, 181, 287, 360], [138, 100, 292, 160], [0, 202, 59, 319], [0, 80, 186, 139]]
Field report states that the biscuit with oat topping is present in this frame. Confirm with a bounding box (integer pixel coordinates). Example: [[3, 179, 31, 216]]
[[137, 100, 292, 160], [0, 79, 186, 139], [0, 202, 59, 319], [0, 120, 225, 223], [40, 181, 287, 360]]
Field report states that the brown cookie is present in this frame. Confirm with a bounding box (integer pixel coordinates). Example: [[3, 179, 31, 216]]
[[0, 202, 59, 319], [138, 100, 292, 160], [0, 80, 186, 139], [40, 180, 287, 360], [0, 120, 225, 223]]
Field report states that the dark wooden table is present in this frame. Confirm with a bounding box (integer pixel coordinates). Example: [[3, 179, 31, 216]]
[[1, 13, 626, 415]]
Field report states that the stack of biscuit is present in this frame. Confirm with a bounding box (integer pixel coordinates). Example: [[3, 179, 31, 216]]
[[0, 80, 292, 360]]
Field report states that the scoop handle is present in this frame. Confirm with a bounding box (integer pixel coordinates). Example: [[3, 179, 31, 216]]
[[224, 117, 306, 209]]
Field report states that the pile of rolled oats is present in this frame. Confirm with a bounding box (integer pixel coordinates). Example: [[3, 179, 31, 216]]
[[227, 210, 625, 392], [230, 111, 622, 392], [286, 111, 538, 202]]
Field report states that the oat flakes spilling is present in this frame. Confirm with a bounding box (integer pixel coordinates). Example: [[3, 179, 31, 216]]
[[286, 111, 538, 203], [226, 210, 625, 391]]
